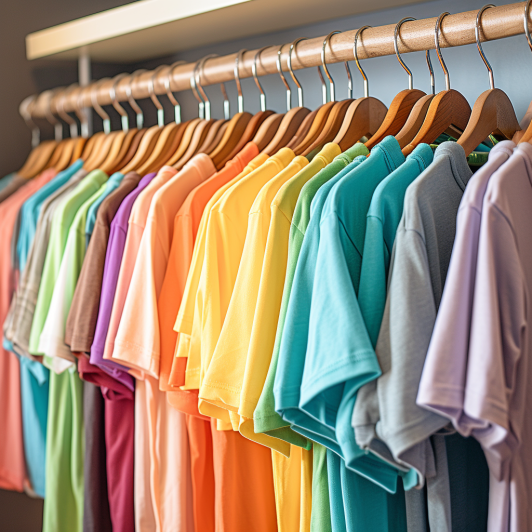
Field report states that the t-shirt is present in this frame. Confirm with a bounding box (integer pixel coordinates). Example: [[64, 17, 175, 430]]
[[0, 169, 56, 493], [238, 143, 341, 452], [199, 154, 308, 434], [358, 142, 487, 532], [85, 171, 125, 246], [65, 172, 142, 353], [6, 168, 88, 359], [17, 160, 84, 272], [254, 143, 370, 446], [172, 153, 268, 391], [102, 167, 176, 372], [157, 142, 259, 420], [90, 172, 157, 388], [419, 142, 529, 532], [28, 170, 108, 357], [330, 143, 433, 484], [38, 184, 108, 372], [111, 155, 215, 376], [190, 148, 295, 426]]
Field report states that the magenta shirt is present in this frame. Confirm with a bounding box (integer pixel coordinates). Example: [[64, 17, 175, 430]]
[[90, 172, 157, 389]]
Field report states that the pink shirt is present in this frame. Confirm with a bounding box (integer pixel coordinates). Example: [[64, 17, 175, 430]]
[[0, 169, 56, 491]]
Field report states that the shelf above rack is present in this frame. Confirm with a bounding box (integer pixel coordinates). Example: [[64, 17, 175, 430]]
[[26, 0, 426, 63]]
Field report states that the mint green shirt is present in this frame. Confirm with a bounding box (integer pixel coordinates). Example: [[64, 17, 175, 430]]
[[28, 170, 107, 356]]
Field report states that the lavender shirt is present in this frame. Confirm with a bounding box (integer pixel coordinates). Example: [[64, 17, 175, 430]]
[[419, 142, 532, 532], [90, 173, 157, 389]]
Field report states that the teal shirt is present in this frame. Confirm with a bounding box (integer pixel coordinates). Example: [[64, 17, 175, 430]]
[[18, 160, 84, 272], [0, 172, 15, 191], [85, 172, 124, 246]]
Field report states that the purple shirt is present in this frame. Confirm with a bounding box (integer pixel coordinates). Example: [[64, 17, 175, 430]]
[[419, 142, 532, 532], [90, 173, 157, 389]]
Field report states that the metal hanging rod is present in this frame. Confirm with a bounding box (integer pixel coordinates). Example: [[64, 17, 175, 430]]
[[26, 1, 531, 119]]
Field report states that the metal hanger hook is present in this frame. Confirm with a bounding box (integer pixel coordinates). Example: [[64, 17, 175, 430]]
[[321, 31, 343, 102], [91, 79, 111, 134], [288, 38, 307, 108], [394, 18, 416, 90], [353, 26, 371, 97], [20, 95, 40, 148], [234, 49, 247, 113], [197, 55, 218, 120], [434, 12, 451, 91], [58, 84, 80, 138], [165, 61, 186, 124], [277, 44, 292, 111], [190, 59, 205, 119], [126, 69, 145, 129], [252, 46, 270, 112], [42, 90, 63, 141], [525, 0, 532, 51], [148, 65, 166, 127], [426, 50, 435, 95], [475, 5, 496, 89], [73, 88, 90, 138], [110, 73, 129, 132]]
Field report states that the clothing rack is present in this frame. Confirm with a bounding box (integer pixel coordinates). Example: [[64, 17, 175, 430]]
[[26, 1, 532, 119]]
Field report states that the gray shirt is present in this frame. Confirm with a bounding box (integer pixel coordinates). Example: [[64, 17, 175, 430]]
[[4, 168, 87, 359], [352, 142, 482, 531]]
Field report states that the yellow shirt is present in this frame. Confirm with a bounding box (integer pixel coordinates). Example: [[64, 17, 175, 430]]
[[199, 154, 309, 432], [193, 148, 296, 424], [175, 154, 268, 389]]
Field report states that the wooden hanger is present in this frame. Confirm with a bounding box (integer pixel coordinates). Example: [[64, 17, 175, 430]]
[[221, 47, 278, 164], [402, 13, 472, 156], [198, 119, 228, 154], [395, 51, 437, 148], [262, 40, 313, 155], [204, 121, 229, 154], [332, 27, 388, 151], [210, 50, 254, 168], [301, 31, 358, 157], [457, 5, 521, 156], [108, 129, 146, 174], [364, 19, 428, 150], [174, 119, 216, 170], [17, 94, 60, 178]]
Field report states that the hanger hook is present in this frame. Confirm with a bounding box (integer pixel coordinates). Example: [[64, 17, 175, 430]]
[[20, 95, 40, 148], [126, 69, 145, 129], [277, 44, 292, 111], [475, 5, 496, 90], [165, 61, 186, 124], [434, 12, 451, 91], [252, 46, 270, 112], [110, 73, 129, 132], [197, 55, 219, 120], [321, 31, 341, 102], [148, 65, 166, 127], [425, 50, 435, 95], [73, 88, 89, 138], [288, 38, 307, 108], [219, 82, 230, 120], [42, 90, 62, 141], [394, 18, 415, 90], [353, 26, 371, 97], [525, 0, 532, 51], [234, 49, 247, 113], [58, 84, 80, 138], [190, 59, 205, 119], [91, 79, 111, 134]]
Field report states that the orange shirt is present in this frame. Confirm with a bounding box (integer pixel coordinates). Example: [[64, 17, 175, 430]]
[[159, 143, 260, 410]]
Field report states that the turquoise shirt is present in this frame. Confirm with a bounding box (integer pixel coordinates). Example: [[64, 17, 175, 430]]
[[0, 172, 15, 191], [85, 172, 124, 246], [18, 160, 84, 271], [276, 137, 410, 532]]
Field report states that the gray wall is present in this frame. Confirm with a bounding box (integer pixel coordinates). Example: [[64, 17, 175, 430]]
[[1, 0, 531, 530]]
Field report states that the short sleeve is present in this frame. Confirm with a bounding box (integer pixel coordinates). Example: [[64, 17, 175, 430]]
[[372, 228, 449, 478], [416, 207, 483, 433], [462, 206, 525, 477]]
